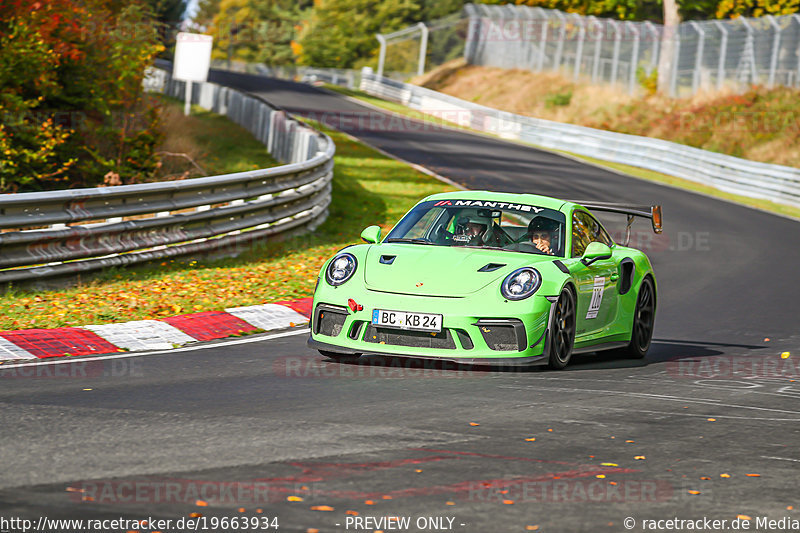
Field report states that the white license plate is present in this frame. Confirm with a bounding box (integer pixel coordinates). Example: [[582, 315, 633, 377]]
[[371, 309, 442, 332]]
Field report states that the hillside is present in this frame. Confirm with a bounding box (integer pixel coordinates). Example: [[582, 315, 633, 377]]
[[412, 59, 800, 169]]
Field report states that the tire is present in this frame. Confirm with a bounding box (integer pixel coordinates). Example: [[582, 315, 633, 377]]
[[319, 350, 360, 363], [547, 287, 576, 369], [619, 277, 656, 359]]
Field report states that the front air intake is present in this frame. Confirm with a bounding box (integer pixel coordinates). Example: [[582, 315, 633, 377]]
[[474, 319, 527, 351], [313, 304, 348, 337]]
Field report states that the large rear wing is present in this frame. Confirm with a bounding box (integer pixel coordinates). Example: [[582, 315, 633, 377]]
[[573, 201, 663, 246]]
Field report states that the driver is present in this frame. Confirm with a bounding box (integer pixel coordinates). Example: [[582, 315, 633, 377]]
[[455, 209, 491, 245], [527, 216, 559, 255]]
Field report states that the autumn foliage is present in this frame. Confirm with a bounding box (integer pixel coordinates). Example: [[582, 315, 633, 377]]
[[0, 0, 164, 192]]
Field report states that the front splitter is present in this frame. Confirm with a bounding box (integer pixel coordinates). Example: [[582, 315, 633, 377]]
[[308, 337, 548, 367]]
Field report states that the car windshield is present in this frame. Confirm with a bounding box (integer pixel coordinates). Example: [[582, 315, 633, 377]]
[[384, 200, 567, 257]]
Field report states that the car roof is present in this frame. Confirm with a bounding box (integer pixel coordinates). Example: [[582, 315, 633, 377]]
[[422, 190, 575, 212]]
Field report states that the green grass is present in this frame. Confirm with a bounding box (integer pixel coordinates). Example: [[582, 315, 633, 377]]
[[324, 84, 800, 221], [154, 96, 279, 177], [0, 115, 455, 330]]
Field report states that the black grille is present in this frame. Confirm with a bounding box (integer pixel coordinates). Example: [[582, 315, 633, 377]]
[[316, 308, 348, 337], [479, 325, 520, 351], [348, 321, 366, 340], [363, 325, 456, 349], [455, 329, 474, 350]]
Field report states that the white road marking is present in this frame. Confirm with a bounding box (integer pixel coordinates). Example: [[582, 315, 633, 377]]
[[500, 384, 800, 417], [761, 456, 800, 463]]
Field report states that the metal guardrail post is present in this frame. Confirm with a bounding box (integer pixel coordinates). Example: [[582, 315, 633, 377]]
[[417, 22, 429, 76], [608, 20, 622, 85], [553, 10, 566, 71], [376, 33, 387, 78], [463, 5, 480, 64], [669, 28, 681, 97], [627, 22, 640, 94], [536, 8, 549, 71], [795, 15, 800, 87], [572, 14, 586, 81], [644, 21, 659, 71], [713, 21, 728, 91], [589, 16, 602, 83], [738, 17, 758, 84], [689, 22, 705, 93], [766, 15, 781, 88]]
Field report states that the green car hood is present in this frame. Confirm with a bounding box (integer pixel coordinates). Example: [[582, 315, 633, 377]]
[[363, 244, 552, 297]]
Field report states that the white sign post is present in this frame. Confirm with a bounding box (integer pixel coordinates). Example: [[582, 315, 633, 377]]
[[173, 32, 213, 116]]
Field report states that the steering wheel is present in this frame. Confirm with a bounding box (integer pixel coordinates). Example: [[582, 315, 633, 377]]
[[483, 225, 514, 247]]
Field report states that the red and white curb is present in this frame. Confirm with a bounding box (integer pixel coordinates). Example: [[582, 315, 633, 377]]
[[0, 298, 311, 362]]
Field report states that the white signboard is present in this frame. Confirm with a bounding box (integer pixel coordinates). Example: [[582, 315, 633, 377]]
[[173, 32, 213, 83]]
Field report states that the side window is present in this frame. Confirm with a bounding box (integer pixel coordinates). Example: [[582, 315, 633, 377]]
[[571, 212, 593, 257], [572, 211, 614, 257], [588, 214, 614, 247]]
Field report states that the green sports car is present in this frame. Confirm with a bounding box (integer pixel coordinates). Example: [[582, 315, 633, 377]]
[[307, 191, 662, 369]]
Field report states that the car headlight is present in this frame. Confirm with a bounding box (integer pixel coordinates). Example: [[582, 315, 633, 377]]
[[501, 267, 541, 300], [325, 253, 357, 286]]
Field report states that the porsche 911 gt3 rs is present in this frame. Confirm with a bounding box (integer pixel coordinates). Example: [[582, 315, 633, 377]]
[[308, 191, 662, 369]]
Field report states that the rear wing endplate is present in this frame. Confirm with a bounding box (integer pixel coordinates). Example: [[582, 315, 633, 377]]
[[573, 201, 663, 246]]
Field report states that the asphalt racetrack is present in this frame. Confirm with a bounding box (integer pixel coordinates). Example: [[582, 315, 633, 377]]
[[1, 71, 799, 533]]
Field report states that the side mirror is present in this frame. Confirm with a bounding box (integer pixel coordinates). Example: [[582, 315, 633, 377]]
[[360, 225, 381, 244], [581, 242, 612, 266]]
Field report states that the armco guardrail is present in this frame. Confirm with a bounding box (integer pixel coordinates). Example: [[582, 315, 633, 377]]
[[210, 60, 361, 89], [0, 68, 334, 284], [360, 72, 800, 208]]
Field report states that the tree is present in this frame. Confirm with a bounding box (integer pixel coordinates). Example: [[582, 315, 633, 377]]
[[657, 0, 680, 94], [252, 0, 312, 66], [715, 0, 800, 18], [297, 0, 420, 68], [0, 0, 164, 191]]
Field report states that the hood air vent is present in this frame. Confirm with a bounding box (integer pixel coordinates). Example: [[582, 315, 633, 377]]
[[478, 263, 506, 272]]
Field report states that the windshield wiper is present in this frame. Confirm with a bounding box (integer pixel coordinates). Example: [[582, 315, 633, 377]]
[[385, 238, 436, 245], [462, 245, 508, 251]]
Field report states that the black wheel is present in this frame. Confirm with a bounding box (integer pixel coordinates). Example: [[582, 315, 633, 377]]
[[319, 350, 360, 363], [620, 277, 655, 359], [547, 287, 576, 369]]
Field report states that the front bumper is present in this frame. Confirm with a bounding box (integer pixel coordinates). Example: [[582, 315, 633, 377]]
[[308, 288, 555, 366]]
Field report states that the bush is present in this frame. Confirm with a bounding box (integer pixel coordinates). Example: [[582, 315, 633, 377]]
[[545, 90, 573, 108], [637, 67, 658, 96]]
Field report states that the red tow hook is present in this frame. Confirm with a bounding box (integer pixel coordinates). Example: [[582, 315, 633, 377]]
[[347, 298, 363, 313]]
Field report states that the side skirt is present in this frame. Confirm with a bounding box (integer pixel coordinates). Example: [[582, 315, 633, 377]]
[[572, 341, 628, 355]]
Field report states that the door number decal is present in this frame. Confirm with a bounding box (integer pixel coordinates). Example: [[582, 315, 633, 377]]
[[586, 276, 605, 319]]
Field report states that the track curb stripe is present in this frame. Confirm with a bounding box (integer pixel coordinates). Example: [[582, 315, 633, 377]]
[[0, 297, 313, 362], [0, 328, 120, 360], [0, 336, 38, 360]]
